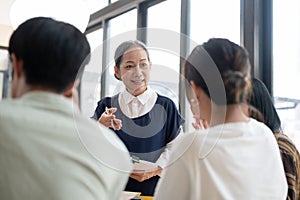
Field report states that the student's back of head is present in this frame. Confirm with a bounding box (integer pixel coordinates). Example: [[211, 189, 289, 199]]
[[8, 17, 90, 94], [184, 38, 251, 106]]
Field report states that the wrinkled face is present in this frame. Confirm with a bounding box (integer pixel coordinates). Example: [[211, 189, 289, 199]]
[[114, 47, 151, 96]]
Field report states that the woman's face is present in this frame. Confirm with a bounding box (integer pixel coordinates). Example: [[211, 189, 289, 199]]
[[114, 47, 151, 96]]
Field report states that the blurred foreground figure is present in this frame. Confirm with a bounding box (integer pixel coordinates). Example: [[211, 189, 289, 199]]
[[0, 17, 132, 200]]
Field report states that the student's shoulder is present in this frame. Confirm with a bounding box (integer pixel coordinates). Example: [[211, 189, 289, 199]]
[[0, 98, 17, 106], [77, 118, 133, 170], [167, 132, 205, 162], [248, 118, 279, 145], [249, 118, 271, 132], [275, 132, 299, 154], [0, 99, 21, 116], [75, 114, 132, 158]]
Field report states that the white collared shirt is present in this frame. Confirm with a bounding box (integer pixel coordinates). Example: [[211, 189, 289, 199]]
[[118, 87, 158, 119]]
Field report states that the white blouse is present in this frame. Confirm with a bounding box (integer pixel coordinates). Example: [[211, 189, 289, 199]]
[[118, 87, 158, 119], [154, 118, 288, 199]]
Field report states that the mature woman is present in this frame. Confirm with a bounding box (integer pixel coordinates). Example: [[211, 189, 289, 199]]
[[92, 40, 184, 196]]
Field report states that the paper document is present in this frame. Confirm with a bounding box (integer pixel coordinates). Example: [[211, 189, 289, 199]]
[[133, 160, 158, 173], [120, 191, 141, 200]]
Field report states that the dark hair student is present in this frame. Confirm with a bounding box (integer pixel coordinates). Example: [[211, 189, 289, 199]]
[[154, 38, 287, 199], [1, 17, 133, 200], [249, 77, 300, 200], [8, 17, 90, 93]]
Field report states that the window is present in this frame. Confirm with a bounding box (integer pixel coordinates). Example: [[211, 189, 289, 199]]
[[0, 49, 10, 100], [190, 0, 240, 46], [148, 0, 180, 34], [110, 0, 119, 4], [105, 9, 137, 97], [109, 9, 137, 39], [148, 48, 180, 106], [147, 0, 181, 107], [0, 49, 8, 71], [184, 0, 240, 132], [273, 0, 300, 148], [81, 29, 103, 117]]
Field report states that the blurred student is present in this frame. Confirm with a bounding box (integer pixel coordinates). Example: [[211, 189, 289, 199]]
[[249, 78, 300, 200], [92, 40, 184, 196], [154, 38, 287, 199], [0, 17, 132, 200]]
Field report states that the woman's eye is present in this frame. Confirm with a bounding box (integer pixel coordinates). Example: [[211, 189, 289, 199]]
[[140, 63, 148, 68], [125, 65, 133, 69]]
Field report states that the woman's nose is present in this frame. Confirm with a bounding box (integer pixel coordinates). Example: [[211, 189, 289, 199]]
[[133, 65, 143, 75]]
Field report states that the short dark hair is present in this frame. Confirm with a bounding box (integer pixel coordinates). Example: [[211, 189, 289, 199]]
[[249, 78, 282, 133], [8, 17, 91, 93], [113, 40, 150, 80], [184, 38, 251, 105]]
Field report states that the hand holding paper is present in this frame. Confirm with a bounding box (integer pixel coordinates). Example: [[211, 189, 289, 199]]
[[130, 160, 162, 182]]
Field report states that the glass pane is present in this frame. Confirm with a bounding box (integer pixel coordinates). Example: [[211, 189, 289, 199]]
[[110, 0, 119, 3], [81, 29, 103, 117], [273, 0, 300, 148], [147, 0, 181, 108], [148, 0, 180, 33], [190, 0, 240, 46], [0, 49, 8, 71], [87, 29, 104, 52], [104, 9, 137, 97], [0, 49, 10, 99], [186, 0, 240, 132], [148, 49, 179, 107], [109, 9, 137, 39]]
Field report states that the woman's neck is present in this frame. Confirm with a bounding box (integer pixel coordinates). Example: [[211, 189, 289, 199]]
[[127, 86, 147, 97], [210, 104, 249, 127]]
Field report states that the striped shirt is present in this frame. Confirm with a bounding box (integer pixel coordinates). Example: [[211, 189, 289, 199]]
[[275, 132, 300, 200]]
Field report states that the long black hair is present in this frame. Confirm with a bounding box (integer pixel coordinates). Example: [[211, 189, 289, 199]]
[[249, 78, 282, 133]]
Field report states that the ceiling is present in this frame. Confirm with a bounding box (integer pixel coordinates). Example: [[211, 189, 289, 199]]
[[0, 0, 106, 47], [0, 0, 14, 47], [0, 0, 14, 26]]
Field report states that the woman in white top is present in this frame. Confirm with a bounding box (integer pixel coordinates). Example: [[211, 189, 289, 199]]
[[154, 38, 287, 199]]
